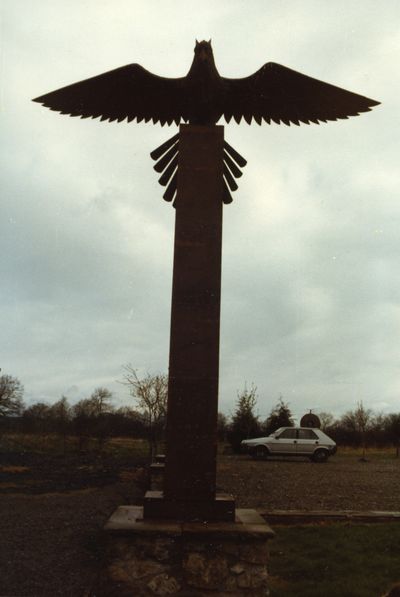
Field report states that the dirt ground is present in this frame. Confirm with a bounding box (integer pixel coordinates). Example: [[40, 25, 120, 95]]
[[0, 448, 399, 596], [0, 449, 147, 597]]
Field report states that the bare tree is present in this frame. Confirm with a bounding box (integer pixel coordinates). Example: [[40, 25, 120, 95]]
[[217, 412, 229, 442], [72, 399, 93, 451], [22, 402, 51, 434], [354, 401, 372, 460], [49, 396, 71, 454], [0, 374, 24, 418], [72, 388, 113, 452], [89, 387, 114, 451], [121, 365, 168, 459], [89, 387, 113, 415], [386, 413, 400, 458], [318, 411, 335, 432]]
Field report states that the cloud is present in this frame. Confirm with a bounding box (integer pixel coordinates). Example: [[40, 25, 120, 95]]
[[0, 0, 397, 422]]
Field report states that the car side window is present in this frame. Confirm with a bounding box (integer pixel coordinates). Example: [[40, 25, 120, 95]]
[[298, 429, 319, 440], [278, 429, 297, 439]]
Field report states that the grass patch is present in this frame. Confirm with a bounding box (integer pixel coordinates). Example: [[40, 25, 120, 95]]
[[106, 437, 153, 460], [0, 433, 151, 460], [0, 432, 84, 454], [269, 522, 400, 596], [337, 446, 398, 460], [0, 466, 30, 473]]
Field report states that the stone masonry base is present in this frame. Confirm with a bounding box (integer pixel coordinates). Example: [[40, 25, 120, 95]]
[[93, 506, 275, 596]]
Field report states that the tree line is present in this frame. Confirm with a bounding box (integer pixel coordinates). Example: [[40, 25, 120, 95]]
[[1, 372, 400, 455], [0, 369, 167, 458], [225, 386, 400, 454]]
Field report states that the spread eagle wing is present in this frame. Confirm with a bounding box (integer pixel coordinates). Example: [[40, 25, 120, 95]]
[[221, 62, 380, 125], [32, 64, 189, 126]]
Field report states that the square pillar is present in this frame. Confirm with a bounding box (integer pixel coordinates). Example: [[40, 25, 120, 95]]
[[144, 125, 234, 521]]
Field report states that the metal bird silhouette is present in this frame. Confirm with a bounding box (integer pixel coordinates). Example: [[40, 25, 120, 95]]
[[33, 40, 380, 203], [33, 40, 379, 127]]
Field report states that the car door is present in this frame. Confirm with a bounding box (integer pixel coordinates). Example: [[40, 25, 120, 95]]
[[272, 428, 298, 453], [296, 428, 320, 455]]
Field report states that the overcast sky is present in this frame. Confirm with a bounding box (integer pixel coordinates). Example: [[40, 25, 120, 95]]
[[1, 0, 398, 421]]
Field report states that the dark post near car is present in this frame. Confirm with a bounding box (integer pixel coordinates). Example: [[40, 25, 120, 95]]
[[33, 40, 379, 523]]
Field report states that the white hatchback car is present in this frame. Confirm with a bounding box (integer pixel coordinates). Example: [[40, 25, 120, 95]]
[[241, 427, 337, 462]]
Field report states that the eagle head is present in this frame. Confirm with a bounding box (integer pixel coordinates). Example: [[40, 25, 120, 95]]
[[194, 39, 213, 62]]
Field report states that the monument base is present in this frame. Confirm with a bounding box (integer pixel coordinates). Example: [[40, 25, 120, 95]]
[[94, 505, 275, 596], [143, 490, 236, 522]]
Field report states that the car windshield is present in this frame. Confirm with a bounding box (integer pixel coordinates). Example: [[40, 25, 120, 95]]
[[270, 428, 284, 437]]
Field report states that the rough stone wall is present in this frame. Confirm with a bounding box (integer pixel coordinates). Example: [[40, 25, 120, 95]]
[[94, 534, 270, 596]]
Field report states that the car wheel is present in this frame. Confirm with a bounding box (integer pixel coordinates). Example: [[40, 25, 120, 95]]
[[312, 449, 329, 463], [252, 445, 269, 460]]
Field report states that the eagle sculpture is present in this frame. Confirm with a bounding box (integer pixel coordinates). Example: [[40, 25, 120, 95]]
[[33, 40, 379, 126], [33, 40, 380, 203]]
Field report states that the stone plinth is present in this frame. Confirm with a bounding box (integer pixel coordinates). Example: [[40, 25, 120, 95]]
[[143, 490, 235, 523], [95, 506, 274, 596]]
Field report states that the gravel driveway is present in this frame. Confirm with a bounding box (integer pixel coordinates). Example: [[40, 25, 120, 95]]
[[217, 453, 400, 512]]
